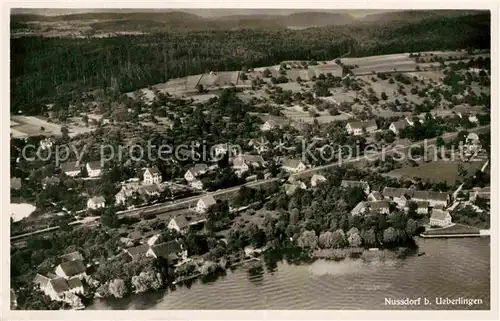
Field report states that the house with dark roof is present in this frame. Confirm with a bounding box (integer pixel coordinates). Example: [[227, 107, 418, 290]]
[[341, 180, 370, 195], [143, 167, 162, 185], [138, 184, 162, 197], [184, 164, 209, 182], [55, 260, 87, 279], [195, 195, 217, 213], [412, 191, 449, 208], [367, 191, 384, 202], [345, 120, 377, 135], [124, 244, 150, 260], [146, 240, 188, 263], [429, 209, 452, 227], [10, 177, 22, 190], [168, 214, 207, 234], [86, 161, 104, 178], [60, 251, 84, 263], [389, 120, 409, 135], [281, 158, 307, 173], [61, 161, 81, 177], [366, 201, 391, 214]]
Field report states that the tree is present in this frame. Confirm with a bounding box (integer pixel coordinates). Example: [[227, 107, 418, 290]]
[[383, 227, 397, 244], [108, 278, 127, 298], [360, 228, 377, 246], [318, 231, 334, 249], [196, 84, 204, 94], [331, 229, 347, 248], [381, 92, 388, 100], [436, 136, 445, 147], [347, 231, 362, 247], [297, 230, 318, 249], [262, 68, 272, 78], [405, 218, 418, 236]]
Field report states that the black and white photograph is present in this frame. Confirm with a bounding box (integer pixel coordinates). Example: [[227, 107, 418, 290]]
[[5, 3, 496, 317]]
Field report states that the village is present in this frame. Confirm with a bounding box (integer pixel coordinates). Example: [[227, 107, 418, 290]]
[[10, 49, 491, 310]]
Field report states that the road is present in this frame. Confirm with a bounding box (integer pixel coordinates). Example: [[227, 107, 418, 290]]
[[10, 125, 489, 242]]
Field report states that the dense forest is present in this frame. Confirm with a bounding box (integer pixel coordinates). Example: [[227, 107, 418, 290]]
[[11, 12, 490, 115]]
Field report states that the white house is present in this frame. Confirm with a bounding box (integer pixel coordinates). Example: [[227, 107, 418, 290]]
[[87, 196, 106, 210], [86, 161, 103, 178], [389, 120, 409, 135], [412, 191, 449, 208], [143, 167, 162, 185], [61, 162, 81, 177], [184, 164, 208, 182], [341, 180, 370, 195], [232, 154, 266, 176], [310, 174, 327, 187], [39, 138, 54, 150], [405, 200, 430, 215], [281, 158, 307, 173], [429, 209, 452, 227], [261, 118, 287, 131], [115, 184, 139, 205], [366, 201, 391, 214], [345, 120, 377, 135], [213, 143, 229, 157], [195, 195, 217, 213], [55, 260, 87, 279], [190, 179, 204, 190], [146, 240, 188, 263], [168, 214, 207, 234]]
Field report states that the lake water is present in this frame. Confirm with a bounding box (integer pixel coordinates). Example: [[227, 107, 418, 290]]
[[87, 237, 490, 310]]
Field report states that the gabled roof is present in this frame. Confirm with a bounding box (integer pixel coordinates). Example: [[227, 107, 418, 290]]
[[341, 180, 369, 190], [171, 215, 189, 229], [347, 120, 377, 129], [430, 209, 451, 221], [407, 200, 429, 208], [193, 164, 208, 173], [67, 277, 83, 289], [382, 187, 412, 198], [412, 190, 449, 202], [149, 240, 184, 259], [139, 184, 161, 195], [60, 251, 84, 262], [57, 260, 86, 277], [125, 244, 150, 258], [89, 196, 105, 204], [367, 200, 390, 210], [368, 191, 384, 201], [199, 195, 217, 207], [49, 278, 70, 294], [145, 166, 161, 176], [33, 273, 51, 288], [281, 158, 303, 169], [86, 161, 104, 170], [61, 162, 80, 173], [10, 177, 22, 190], [391, 120, 408, 131]]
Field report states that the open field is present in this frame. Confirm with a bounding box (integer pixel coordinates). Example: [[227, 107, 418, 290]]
[[341, 53, 418, 75], [386, 160, 485, 184], [10, 115, 94, 139]]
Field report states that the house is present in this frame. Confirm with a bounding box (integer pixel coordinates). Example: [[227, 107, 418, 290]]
[[146, 240, 188, 263], [66, 277, 84, 295], [412, 190, 449, 208], [341, 180, 370, 195], [213, 143, 229, 156], [405, 200, 430, 215], [60, 251, 84, 263], [125, 244, 150, 260], [469, 186, 490, 202], [55, 260, 87, 279], [115, 184, 140, 205], [138, 184, 162, 197], [168, 214, 207, 234], [86, 161, 104, 178], [466, 132, 480, 145], [367, 191, 384, 202], [366, 201, 391, 214], [195, 195, 217, 213], [281, 158, 307, 173], [41, 176, 60, 189], [184, 164, 208, 182], [44, 278, 70, 301], [345, 120, 377, 135], [310, 174, 327, 187], [381, 187, 412, 201], [40, 138, 54, 150], [10, 177, 22, 190], [351, 201, 367, 216], [389, 120, 409, 135], [260, 118, 288, 131], [87, 196, 106, 210], [429, 209, 452, 227], [61, 162, 81, 177], [143, 167, 162, 185], [232, 154, 266, 176], [404, 115, 425, 126], [284, 182, 307, 196], [189, 179, 204, 190]]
